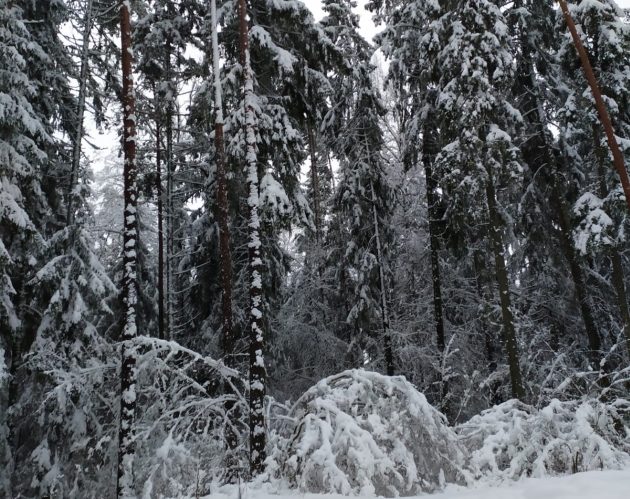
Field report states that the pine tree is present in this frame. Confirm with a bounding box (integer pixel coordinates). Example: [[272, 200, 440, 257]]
[[116, 1, 139, 496], [556, 0, 630, 366], [319, 0, 395, 375]]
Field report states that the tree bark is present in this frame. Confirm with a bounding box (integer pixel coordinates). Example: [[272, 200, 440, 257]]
[[555, 198, 603, 367], [211, 0, 234, 362], [485, 169, 525, 400], [156, 111, 165, 340], [238, 0, 267, 476], [422, 114, 448, 406], [117, 2, 139, 497], [308, 123, 321, 240], [66, 0, 93, 226], [593, 127, 630, 360], [211, 0, 238, 478], [164, 36, 174, 340], [370, 181, 393, 376]]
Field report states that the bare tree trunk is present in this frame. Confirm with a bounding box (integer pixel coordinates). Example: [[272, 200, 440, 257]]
[[66, 0, 93, 226], [210, 0, 238, 479], [238, 0, 266, 476], [593, 127, 630, 360], [485, 169, 525, 400], [162, 36, 175, 340], [422, 114, 448, 407], [370, 181, 393, 376], [555, 198, 603, 367], [308, 123, 321, 240], [156, 111, 165, 340], [511, 6, 604, 370], [211, 0, 234, 364], [117, 2, 139, 497]]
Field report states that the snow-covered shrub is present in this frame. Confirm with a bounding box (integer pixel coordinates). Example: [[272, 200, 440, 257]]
[[9, 333, 246, 498], [133, 337, 247, 498], [458, 398, 630, 482], [270, 369, 468, 497]]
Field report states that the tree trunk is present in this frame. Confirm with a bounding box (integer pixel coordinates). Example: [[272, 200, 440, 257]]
[[308, 123, 321, 240], [156, 115, 165, 340], [211, 0, 235, 365], [370, 181, 393, 376], [485, 169, 525, 401], [164, 37, 175, 340], [211, 0, 238, 478], [557, 0, 630, 211], [512, 8, 603, 370], [422, 112, 448, 405], [555, 198, 602, 367], [117, 2, 139, 497], [593, 127, 630, 360], [66, 0, 93, 226], [238, 0, 266, 476]]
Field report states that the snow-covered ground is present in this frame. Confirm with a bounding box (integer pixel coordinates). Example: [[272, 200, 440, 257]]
[[204, 469, 630, 499]]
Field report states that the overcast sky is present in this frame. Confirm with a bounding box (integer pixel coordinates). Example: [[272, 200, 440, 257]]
[[308, 0, 630, 42]]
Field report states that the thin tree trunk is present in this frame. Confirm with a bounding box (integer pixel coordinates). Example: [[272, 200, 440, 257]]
[[165, 62, 174, 340], [422, 115, 448, 406], [555, 198, 602, 367], [474, 251, 501, 405], [485, 169, 525, 400], [211, 0, 238, 478], [238, 0, 266, 476], [211, 0, 234, 362], [593, 127, 630, 360], [370, 181, 393, 376], [117, 2, 139, 497], [66, 0, 93, 226], [156, 112, 165, 340], [308, 123, 321, 240]]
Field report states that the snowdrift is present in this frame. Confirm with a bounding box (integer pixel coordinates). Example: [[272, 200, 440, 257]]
[[269, 369, 469, 497], [269, 370, 630, 497], [457, 398, 630, 481]]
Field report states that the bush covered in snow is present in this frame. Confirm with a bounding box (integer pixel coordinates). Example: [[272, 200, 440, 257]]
[[457, 398, 630, 482], [269, 369, 469, 497], [8, 335, 245, 498]]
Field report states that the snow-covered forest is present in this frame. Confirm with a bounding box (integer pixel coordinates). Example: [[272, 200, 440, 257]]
[[1, 0, 630, 497]]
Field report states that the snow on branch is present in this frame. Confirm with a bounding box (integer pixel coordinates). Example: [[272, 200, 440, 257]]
[[269, 369, 469, 496], [457, 398, 630, 482]]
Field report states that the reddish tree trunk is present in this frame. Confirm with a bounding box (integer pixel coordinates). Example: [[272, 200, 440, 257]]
[[238, 0, 267, 477], [116, 1, 139, 497], [557, 0, 630, 211]]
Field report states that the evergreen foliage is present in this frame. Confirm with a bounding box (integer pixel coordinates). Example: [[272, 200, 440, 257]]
[[2, 0, 630, 495]]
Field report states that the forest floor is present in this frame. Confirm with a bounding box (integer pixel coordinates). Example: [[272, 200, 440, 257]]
[[203, 468, 630, 499]]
